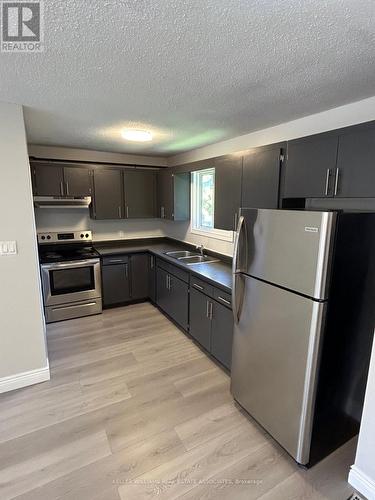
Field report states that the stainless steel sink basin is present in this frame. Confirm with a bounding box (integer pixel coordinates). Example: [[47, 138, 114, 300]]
[[165, 251, 198, 258], [178, 255, 219, 265]]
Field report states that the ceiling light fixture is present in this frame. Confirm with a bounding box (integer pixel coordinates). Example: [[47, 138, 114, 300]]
[[121, 129, 153, 142]]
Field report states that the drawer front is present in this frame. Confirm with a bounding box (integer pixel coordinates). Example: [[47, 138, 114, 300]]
[[156, 257, 170, 273], [102, 255, 129, 266], [169, 264, 189, 283], [155, 257, 189, 283], [213, 288, 232, 309], [190, 276, 214, 297]]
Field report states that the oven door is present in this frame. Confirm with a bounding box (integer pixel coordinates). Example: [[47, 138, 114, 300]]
[[41, 259, 101, 307]]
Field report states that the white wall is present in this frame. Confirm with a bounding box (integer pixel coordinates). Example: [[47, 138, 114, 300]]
[[349, 337, 375, 500], [28, 144, 168, 167], [34, 211, 234, 255], [0, 103, 49, 392], [35, 209, 164, 241], [162, 220, 234, 256], [169, 95, 375, 165]]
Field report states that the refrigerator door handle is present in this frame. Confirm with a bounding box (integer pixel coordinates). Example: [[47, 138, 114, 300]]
[[232, 272, 245, 324], [232, 215, 245, 274]]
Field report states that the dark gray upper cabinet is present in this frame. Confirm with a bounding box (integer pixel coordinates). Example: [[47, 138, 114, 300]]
[[124, 170, 157, 218], [130, 253, 149, 300], [157, 170, 190, 221], [214, 155, 242, 231], [211, 300, 233, 370], [336, 126, 375, 198], [92, 168, 123, 219], [31, 163, 92, 197], [282, 135, 339, 199], [102, 260, 130, 307], [64, 166, 92, 197], [189, 288, 211, 351], [242, 147, 282, 209], [32, 164, 64, 196], [157, 170, 173, 219]]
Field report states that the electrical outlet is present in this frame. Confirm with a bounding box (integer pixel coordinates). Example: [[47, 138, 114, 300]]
[[0, 241, 17, 256], [349, 494, 365, 500]]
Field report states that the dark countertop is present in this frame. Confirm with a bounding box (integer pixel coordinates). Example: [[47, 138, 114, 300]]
[[94, 237, 233, 292]]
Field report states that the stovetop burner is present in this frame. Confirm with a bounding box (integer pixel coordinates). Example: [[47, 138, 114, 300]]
[[38, 245, 99, 264]]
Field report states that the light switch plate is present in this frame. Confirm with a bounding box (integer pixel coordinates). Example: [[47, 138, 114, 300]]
[[0, 241, 17, 255]]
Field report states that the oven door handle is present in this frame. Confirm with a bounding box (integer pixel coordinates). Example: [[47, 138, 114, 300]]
[[41, 259, 100, 270]]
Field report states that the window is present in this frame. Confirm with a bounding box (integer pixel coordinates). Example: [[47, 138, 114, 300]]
[[191, 168, 234, 241]]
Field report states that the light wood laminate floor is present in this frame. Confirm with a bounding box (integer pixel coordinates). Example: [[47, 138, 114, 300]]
[[0, 303, 356, 500]]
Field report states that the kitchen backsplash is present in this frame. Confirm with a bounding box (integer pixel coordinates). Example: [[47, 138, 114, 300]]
[[34, 209, 234, 256]]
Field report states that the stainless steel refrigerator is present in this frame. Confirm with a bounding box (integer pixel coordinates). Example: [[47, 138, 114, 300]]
[[231, 208, 375, 466]]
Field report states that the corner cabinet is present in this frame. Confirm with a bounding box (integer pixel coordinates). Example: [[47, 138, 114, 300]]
[[157, 170, 190, 221]]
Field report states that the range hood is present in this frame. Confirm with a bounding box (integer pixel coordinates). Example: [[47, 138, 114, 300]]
[[33, 196, 92, 209]]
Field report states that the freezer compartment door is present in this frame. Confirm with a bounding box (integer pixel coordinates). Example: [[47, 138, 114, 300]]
[[230, 276, 326, 464], [239, 208, 336, 300]]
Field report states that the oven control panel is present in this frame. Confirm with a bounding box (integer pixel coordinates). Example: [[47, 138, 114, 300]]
[[37, 231, 93, 244]]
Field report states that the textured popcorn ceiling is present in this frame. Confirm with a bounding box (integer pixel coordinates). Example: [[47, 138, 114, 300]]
[[0, 0, 375, 155]]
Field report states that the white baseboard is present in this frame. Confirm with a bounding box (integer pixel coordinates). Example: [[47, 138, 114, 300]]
[[0, 364, 50, 394], [349, 465, 375, 500]]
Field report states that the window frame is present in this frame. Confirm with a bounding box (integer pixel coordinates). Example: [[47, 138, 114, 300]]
[[191, 168, 234, 242]]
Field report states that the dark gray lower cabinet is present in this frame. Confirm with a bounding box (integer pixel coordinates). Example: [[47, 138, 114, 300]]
[[189, 287, 233, 370], [149, 255, 156, 302], [189, 288, 212, 351], [156, 266, 189, 330], [102, 261, 130, 307], [130, 253, 149, 300], [211, 301, 233, 369]]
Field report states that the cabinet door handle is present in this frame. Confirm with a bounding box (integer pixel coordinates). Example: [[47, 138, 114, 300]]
[[206, 300, 210, 318], [60, 181, 64, 196], [193, 283, 204, 291], [118, 206, 122, 218], [66, 181, 69, 196], [150, 255, 154, 269], [125, 263, 128, 278], [126, 206, 129, 218], [324, 169, 331, 196], [217, 296, 231, 306], [109, 259, 124, 263], [334, 168, 340, 196], [209, 302, 213, 320], [234, 212, 238, 231], [161, 206, 165, 218], [168, 275, 171, 290]]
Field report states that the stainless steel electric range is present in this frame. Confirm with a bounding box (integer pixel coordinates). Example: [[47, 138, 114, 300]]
[[38, 231, 102, 323]]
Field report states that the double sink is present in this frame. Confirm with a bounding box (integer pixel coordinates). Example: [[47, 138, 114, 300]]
[[165, 250, 219, 265]]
